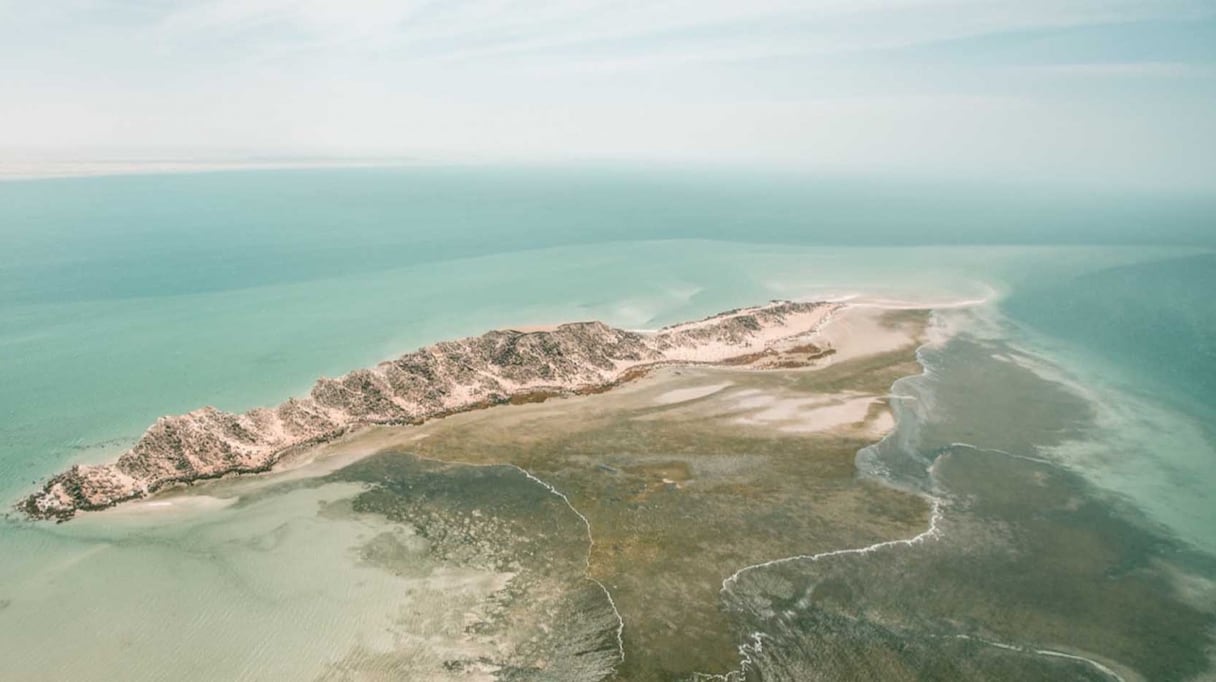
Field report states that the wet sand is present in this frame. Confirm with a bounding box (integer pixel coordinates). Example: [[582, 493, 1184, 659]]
[[316, 306, 933, 679], [22, 303, 1212, 680]]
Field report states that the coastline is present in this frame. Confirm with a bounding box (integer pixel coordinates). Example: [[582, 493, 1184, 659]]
[[17, 298, 938, 676], [21, 300, 843, 521], [12, 295, 1213, 680], [309, 302, 932, 679]]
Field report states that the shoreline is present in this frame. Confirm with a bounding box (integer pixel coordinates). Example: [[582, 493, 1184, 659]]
[[19, 300, 944, 679], [310, 304, 932, 679], [20, 300, 845, 521]]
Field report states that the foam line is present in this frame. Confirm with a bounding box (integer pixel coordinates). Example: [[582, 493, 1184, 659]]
[[953, 634, 1126, 682], [946, 441, 1056, 466], [688, 498, 943, 681], [407, 454, 626, 668], [721, 495, 944, 590], [511, 466, 627, 665]]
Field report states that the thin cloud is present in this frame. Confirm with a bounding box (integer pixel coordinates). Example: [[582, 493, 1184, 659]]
[[1021, 62, 1213, 77], [0, 0, 1212, 188], [150, 0, 1213, 65]]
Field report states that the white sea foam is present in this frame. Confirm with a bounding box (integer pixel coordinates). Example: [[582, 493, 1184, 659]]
[[690, 299, 977, 681], [946, 442, 1057, 466], [688, 498, 945, 682], [511, 466, 627, 666], [952, 634, 1127, 682], [721, 495, 945, 591], [410, 454, 627, 669], [717, 404, 948, 682]]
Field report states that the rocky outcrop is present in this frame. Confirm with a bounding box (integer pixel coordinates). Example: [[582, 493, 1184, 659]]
[[20, 301, 836, 521]]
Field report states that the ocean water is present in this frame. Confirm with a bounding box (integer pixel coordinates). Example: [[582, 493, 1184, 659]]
[[0, 166, 1213, 679]]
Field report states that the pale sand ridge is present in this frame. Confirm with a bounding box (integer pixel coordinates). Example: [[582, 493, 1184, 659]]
[[21, 301, 838, 520]]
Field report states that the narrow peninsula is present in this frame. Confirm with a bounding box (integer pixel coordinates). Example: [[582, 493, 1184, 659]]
[[22, 301, 841, 520]]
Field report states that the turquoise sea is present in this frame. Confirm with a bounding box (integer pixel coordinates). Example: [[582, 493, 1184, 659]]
[[0, 166, 1213, 679]]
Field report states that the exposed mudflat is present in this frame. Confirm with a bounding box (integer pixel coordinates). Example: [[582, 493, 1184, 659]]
[[322, 307, 931, 679]]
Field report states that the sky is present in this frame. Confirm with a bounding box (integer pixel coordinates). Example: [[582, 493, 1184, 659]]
[[1, 0, 1215, 188]]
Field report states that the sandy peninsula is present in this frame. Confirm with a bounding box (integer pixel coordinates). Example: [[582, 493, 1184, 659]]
[[22, 301, 847, 520], [18, 299, 939, 680], [316, 303, 932, 679]]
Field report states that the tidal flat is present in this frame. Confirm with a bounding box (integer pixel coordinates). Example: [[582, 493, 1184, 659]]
[[11, 304, 1210, 681], [310, 305, 1216, 681], [319, 307, 933, 680], [3, 167, 1215, 682]]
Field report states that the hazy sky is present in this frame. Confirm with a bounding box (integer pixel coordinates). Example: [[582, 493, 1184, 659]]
[[2, 0, 1214, 187]]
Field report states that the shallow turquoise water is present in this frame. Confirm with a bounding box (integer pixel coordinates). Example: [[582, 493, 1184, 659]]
[[0, 166, 1213, 678]]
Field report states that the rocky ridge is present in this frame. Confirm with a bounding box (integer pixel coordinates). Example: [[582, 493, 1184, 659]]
[[20, 301, 836, 520]]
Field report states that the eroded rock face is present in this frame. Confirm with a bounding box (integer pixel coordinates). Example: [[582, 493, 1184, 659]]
[[20, 301, 836, 520]]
